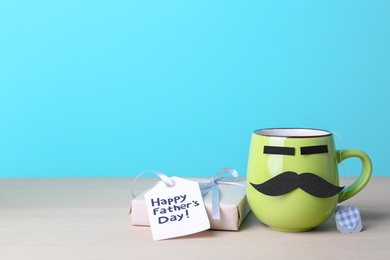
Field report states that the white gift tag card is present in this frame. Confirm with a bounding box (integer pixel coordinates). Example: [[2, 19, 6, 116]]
[[144, 177, 210, 240], [335, 205, 362, 234]]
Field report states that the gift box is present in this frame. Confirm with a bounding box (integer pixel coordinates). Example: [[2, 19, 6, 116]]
[[130, 178, 250, 231]]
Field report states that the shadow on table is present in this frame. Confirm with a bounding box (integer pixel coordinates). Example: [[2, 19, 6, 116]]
[[237, 209, 390, 233]]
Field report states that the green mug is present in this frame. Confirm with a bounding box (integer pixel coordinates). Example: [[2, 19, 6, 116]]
[[246, 128, 372, 232]]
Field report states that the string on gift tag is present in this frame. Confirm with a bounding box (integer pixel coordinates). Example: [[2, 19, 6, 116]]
[[331, 131, 350, 206], [131, 170, 174, 199], [197, 168, 245, 220]]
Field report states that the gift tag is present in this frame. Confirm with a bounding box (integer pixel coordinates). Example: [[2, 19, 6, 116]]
[[335, 205, 362, 234], [144, 177, 210, 240]]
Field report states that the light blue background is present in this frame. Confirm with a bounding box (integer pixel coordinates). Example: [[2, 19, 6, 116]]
[[1, 1, 388, 178]]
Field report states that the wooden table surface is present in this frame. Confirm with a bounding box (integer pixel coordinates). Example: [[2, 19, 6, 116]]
[[1, 177, 389, 259]]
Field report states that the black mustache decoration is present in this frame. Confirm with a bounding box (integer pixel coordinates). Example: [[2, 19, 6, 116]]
[[250, 171, 345, 198]]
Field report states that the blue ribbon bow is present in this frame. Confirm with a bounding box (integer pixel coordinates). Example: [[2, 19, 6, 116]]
[[198, 168, 245, 220]]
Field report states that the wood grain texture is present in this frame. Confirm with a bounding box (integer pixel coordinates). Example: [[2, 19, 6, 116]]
[[1, 178, 389, 259]]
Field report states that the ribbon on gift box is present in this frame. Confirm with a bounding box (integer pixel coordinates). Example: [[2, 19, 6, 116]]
[[197, 168, 245, 220]]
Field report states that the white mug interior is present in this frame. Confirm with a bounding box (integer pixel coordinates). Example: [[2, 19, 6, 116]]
[[254, 128, 331, 138]]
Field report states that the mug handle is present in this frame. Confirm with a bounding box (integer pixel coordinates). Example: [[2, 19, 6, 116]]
[[337, 149, 372, 203]]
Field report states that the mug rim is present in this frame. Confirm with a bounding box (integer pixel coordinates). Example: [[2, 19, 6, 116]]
[[253, 128, 332, 138]]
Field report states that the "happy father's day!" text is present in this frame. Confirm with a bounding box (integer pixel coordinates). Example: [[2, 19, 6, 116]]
[[150, 195, 200, 224]]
